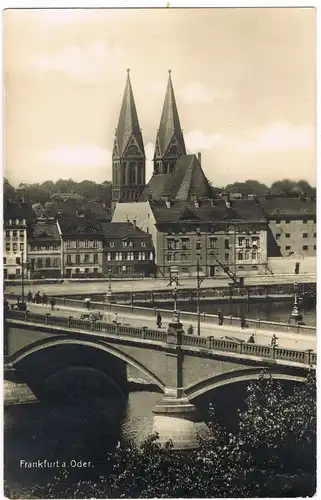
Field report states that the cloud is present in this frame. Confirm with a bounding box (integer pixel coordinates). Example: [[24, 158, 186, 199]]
[[38, 144, 110, 167], [180, 82, 215, 104], [185, 129, 227, 150], [237, 123, 314, 152], [31, 40, 126, 83]]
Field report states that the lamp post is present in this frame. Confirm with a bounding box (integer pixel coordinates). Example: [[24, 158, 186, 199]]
[[196, 254, 207, 336], [20, 252, 32, 308], [290, 282, 303, 323], [168, 266, 179, 323], [105, 272, 113, 302]]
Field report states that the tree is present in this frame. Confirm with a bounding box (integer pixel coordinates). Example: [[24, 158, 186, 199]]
[[225, 180, 269, 196]]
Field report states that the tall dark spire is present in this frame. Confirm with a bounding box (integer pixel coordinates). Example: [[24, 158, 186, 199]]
[[112, 70, 146, 212], [153, 70, 186, 175], [115, 69, 145, 156]]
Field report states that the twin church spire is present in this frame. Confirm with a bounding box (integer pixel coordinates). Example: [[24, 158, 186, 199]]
[[112, 70, 185, 209]]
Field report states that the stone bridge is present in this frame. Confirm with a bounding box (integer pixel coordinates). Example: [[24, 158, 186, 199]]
[[4, 309, 316, 449]]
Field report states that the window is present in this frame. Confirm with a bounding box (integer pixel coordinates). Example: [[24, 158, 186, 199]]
[[209, 238, 217, 249], [16, 257, 21, 264], [252, 265, 258, 270], [245, 250, 250, 260], [303, 220, 307, 224], [93, 254, 98, 263], [313, 233, 316, 238], [67, 241, 71, 248], [238, 251, 243, 261], [224, 239, 230, 249], [37, 258, 43, 268], [141, 242, 146, 247], [181, 252, 187, 261], [84, 240, 89, 248], [285, 220, 290, 224], [314, 245, 316, 250], [53, 258, 59, 267], [84, 254, 89, 263], [19, 230, 24, 239], [167, 239, 174, 250], [245, 239, 250, 248], [16, 268, 21, 275], [6, 243, 10, 252], [93, 240, 99, 248], [225, 253, 229, 261], [167, 253, 172, 262], [275, 221, 280, 225], [252, 251, 257, 260], [12, 230, 17, 239], [238, 266, 244, 270], [3, 257, 6, 264], [109, 242, 114, 247], [276, 234, 280, 240], [196, 240, 202, 249], [67, 255, 72, 264], [210, 251, 216, 261], [45, 258, 50, 267], [13, 243, 17, 252], [76, 241, 80, 248], [123, 240, 128, 247], [76, 255, 80, 265], [285, 234, 290, 238], [85, 268, 89, 274], [302, 245, 308, 250], [238, 237, 244, 247], [75, 268, 80, 274], [182, 238, 190, 250], [5, 230, 10, 238], [285, 245, 291, 250], [20, 243, 24, 251], [302, 233, 308, 238]]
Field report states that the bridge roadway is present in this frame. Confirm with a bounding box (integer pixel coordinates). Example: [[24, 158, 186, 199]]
[[12, 301, 316, 353]]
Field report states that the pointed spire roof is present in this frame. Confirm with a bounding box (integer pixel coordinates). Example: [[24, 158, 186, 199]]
[[115, 69, 145, 156], [155, 70, 186, 157]]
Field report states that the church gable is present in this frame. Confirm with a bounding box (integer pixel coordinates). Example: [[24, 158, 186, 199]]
[[122, 134, 145, 158], [112, 138, 119, 158]]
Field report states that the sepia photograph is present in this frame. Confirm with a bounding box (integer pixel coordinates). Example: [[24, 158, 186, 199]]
[[3, 6, 317, 498]]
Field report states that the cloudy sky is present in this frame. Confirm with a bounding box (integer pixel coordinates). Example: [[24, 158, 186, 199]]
[[3, 7, 316, 187]]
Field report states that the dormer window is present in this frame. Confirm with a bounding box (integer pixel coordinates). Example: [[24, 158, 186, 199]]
[[110, 242, 114, 248], [141, 242, 146, 247]]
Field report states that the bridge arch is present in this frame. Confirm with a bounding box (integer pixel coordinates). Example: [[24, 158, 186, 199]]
[[6, 336, 165, 393], [185, 366, 308, 401]]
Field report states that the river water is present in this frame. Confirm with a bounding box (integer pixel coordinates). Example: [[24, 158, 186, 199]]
[[4, 300, 316, 496]]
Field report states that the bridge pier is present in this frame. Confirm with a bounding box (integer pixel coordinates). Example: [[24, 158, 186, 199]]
[[152, 396, 207, 450]]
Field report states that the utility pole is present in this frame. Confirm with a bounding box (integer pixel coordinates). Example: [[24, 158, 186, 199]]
[[196, 255, 207, 336], [21, 251, 25, 304]]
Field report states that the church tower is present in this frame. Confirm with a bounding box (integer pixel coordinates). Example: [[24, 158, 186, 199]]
[[153, 70, 186, 175], [112, 70, 146, 212]]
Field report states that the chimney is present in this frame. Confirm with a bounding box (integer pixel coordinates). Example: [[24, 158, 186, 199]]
[[197, 152, 202, 165], [133, 219, 137, 227], [192, 193, 200, 208], [221, 192, 231, 208], [162, 194, 171, 208]]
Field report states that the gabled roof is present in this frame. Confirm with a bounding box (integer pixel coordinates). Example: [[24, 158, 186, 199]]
[[100, 222, 152, 239], [4, 201, 33, 222], [114, 70, 144, 157], [58, 214, 103, 237], [154, 71, 186, 158], [258, 197, 316, 218], [29, 222, 60, 242], [112, 201, 156, 234], [139, 154, 212, 202]]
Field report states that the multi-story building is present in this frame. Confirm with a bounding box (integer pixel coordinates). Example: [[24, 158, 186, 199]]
[[3, 201, 32, 280], [259, 196, 316, 258], [100, 222, 155, 277], [28, 219, 62, 278], [57, 214, 104, 277]]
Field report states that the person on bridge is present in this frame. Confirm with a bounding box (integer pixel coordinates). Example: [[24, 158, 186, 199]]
[[27, 291, 33, 304], [50, 297, 56, 311], [42, 293, 48, 306], [156, 311, 162, 328], [247, 334, 255, 343], [270, 334, 278, 347], [241, 315, 247, 329], [218, 310, 224, 325]]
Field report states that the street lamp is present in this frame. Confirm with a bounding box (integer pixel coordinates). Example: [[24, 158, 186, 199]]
[[290, 282, 303, 323], [20, 251, 32, 308], [196, 254, 206, 336], [105, 272, 113, 302], [168, 266, 179, 323]]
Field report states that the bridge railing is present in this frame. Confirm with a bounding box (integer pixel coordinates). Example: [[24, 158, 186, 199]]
[[5, 310, 316, 366]]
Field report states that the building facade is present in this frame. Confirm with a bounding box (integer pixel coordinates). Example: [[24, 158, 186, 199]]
[[101, 222, 155, 277], [57, 215, 104, 277], [3, 201, 32, 280], [260, 197, 316, 258], [28, 219, 62, 278]]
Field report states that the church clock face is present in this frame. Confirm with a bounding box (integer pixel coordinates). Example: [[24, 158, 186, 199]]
[[128, 145, 139, 155]]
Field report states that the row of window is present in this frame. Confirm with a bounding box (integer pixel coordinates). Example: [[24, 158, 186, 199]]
[[5, 230, 25, 239], [69, 268, 99, 274], [107, 241, 146, 248], [31, 258, 60, 268], [276, 232, 316, 239], [67, 254, 99, 265], [106, 251, 152, 261], [5, 219, 26, 226], [5, 243, 24, 252], [66, 240, 100, 249], [30, 244, 60, 251], [166, 251, 259, 262], [167, 227, 263, 236], [283, 245, 316, 251], [273, 219, 315, 225]]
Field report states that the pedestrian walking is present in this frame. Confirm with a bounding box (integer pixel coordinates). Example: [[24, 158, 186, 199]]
[[187, 324, 194, 335], [42, 293, 48, 306], [218, 309, 224, 326], [50, 297, 56, 311], [247, 334, 255, 344], [270, 334, 278, 347], [156, 311, 162, 328], [27, 291, 33, 304], [241, 315, 247, 329]]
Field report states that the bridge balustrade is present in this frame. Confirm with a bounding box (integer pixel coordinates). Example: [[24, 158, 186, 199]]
[[182, 335, 208, 348], [47, 315, 69, 327], [242, 343, 271, 357], [68, 318, 92, 330], [92, 321, 117, 334]]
